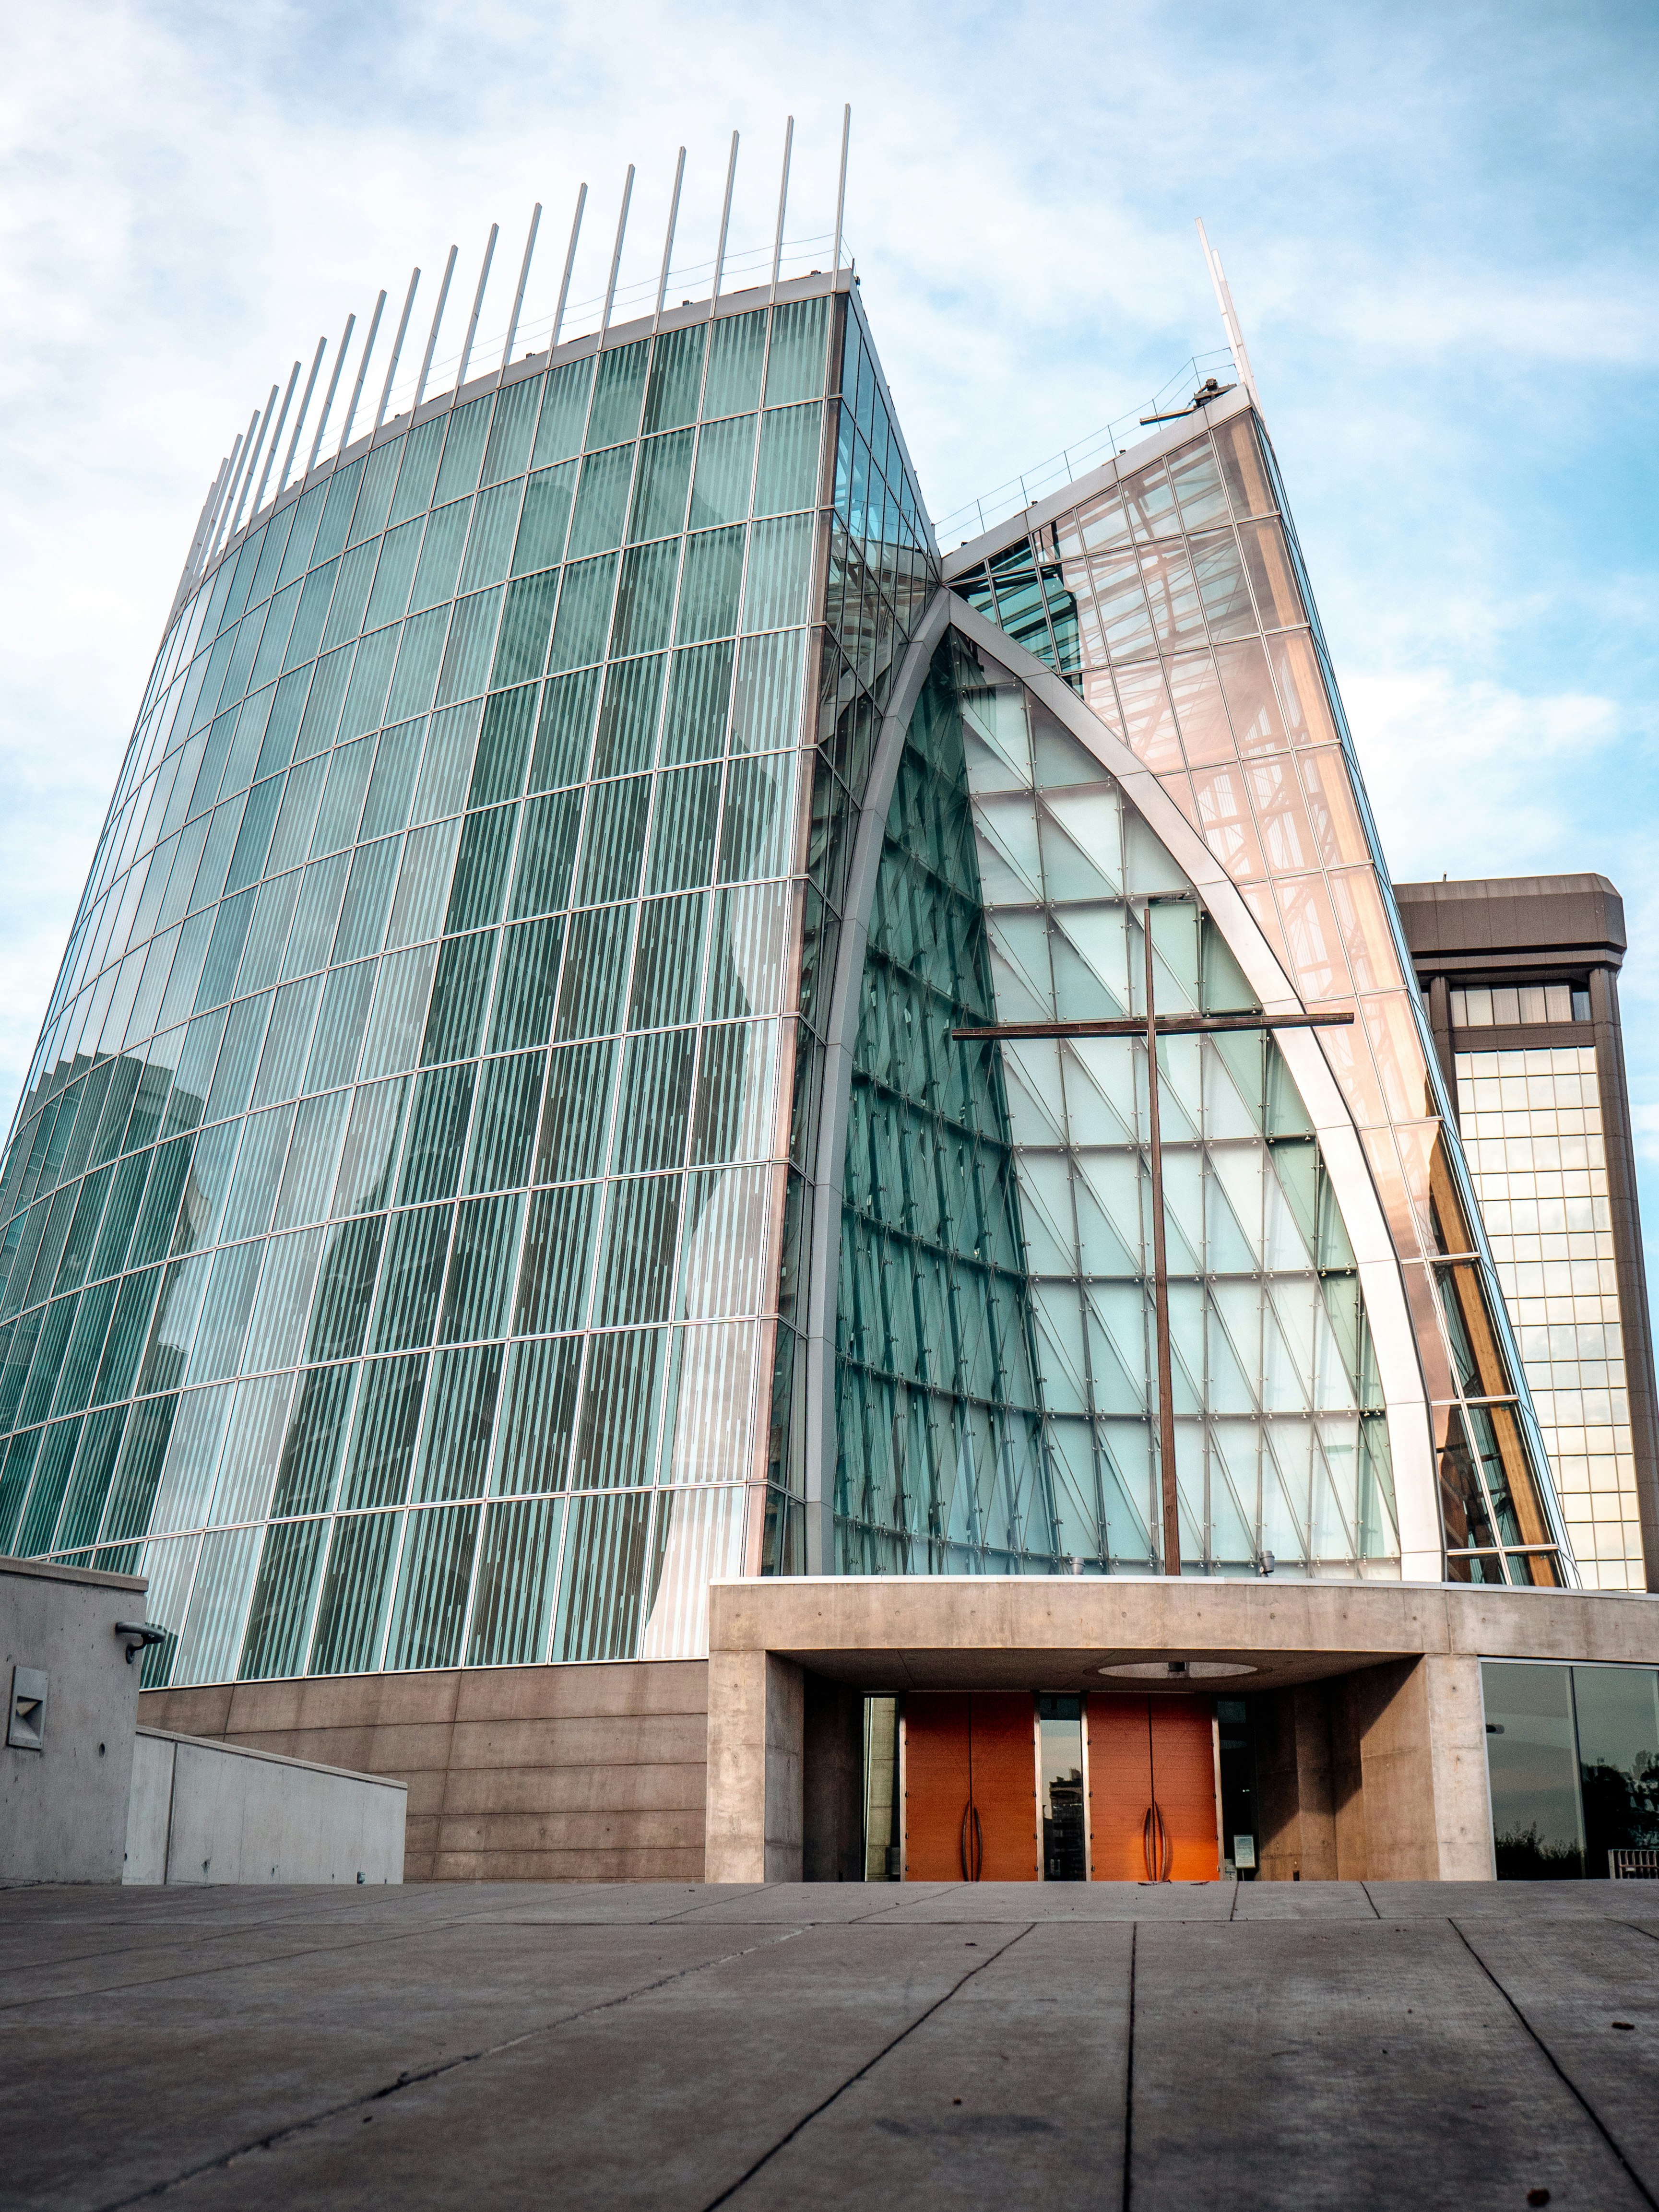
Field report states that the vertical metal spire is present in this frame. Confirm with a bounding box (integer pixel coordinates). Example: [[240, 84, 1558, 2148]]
[[373, 269, 422, 434], [277, 337, 327, 497], [455, 224, 499, 391], [208, 410, 260, 564], [225, 385, 278, 543], [832, 105, 851, 279], [1195, 218, 1261, 412], [499, 204, 542, 376], [551, 183, 587, 351], [653, 148, 686, 331], [249, 360, 301, 522], [598, 166, 635, 347], [176, 452, 231, 602], [711, 130, 739, 315], [412, 248, 457, 414], [307, 312, 355, 477], [336, 289, 387, 456], [769, 116, 794, 299], [194, 446, 236, 564]]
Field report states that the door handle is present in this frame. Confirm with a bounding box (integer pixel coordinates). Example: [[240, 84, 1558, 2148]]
[[1143, 1803, 1173, 1881], [960, 1802, 984, 1881]]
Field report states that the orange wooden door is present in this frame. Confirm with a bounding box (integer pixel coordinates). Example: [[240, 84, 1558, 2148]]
[[1153, 1700, 1221, 1881], [969, 1693, 1040, 1881], [902, 1694, 1039, 1880], [1087, 1696, 1218, 1881], [1087, 1696, 1156, 1880], [903, 1695, 972, 1879]]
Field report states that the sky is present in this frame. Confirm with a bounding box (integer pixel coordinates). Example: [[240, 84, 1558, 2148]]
[[2, 0, 1657, 1255]]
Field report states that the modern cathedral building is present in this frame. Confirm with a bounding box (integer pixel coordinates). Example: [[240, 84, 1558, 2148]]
[[3, 173, 1657, 1886]]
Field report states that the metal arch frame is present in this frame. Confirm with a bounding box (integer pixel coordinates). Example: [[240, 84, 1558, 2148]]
[[802, 588, 1443, 1581]]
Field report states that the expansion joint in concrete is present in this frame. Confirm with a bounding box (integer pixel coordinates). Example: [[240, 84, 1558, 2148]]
[[1447, 1918, 1659, 2212], [90, 1923, 810, 2212], [695, 1921, 1035, 2212]]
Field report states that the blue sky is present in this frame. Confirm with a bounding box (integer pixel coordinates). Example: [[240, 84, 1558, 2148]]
[[3, 0, 1657, 1252]]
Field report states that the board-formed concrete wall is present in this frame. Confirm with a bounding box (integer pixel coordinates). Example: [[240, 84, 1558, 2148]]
[[124, 1728, 406, 1885], [2, 1556, 146, 1885], [140, 1658, 708, 1881]]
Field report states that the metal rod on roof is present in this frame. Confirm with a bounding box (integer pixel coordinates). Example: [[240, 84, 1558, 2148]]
[[195, 444, 236, 557], [225, 386, 278, 543], [551, 184, 587, 351], [336, 290, 387, 456], [307, 313, 354, 477], [598, 166, 634, 348], [769, 116, 794, 300], [455, 225, 499, 391], [176, 453, 231, 602], [249, 359, 301, 522], [832, 105, 851, 279], [277, 337, 328, 497], [412, 249, 456, 414], [373, 269, 421, 434], [711, 131, 738, 314], [207, 412, 260, 564], [1195, 217, 1260, 412], [653, 148, 686, 331], [499, 204, 542, 376], [187, 452, 232, 570]]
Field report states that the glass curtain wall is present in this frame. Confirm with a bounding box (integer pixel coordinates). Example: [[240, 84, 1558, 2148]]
[[949, 404, 1567, 1585], [836, 629, 1395, 1576], [1459, 1045, 1645, 1589], [0, 276, 937, 1681]]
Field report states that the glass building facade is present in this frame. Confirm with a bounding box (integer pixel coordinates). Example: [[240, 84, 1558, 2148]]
[[0, 266, 1576, 1691]]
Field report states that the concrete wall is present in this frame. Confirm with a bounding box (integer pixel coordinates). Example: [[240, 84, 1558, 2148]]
[[125, 1729, 405, 1885], [1, 1556, 146, 1885], [140, 1657, 708, 1881]]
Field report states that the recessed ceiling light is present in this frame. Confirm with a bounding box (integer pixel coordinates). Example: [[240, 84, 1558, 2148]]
[[1099, 1659, 1256, 1681]]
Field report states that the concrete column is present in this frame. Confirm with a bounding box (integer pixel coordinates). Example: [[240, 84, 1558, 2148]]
[[1255, 1684, 1340, 1880], [1354, 1654, 1494, 1880], [704, 1650, 804, 1882]]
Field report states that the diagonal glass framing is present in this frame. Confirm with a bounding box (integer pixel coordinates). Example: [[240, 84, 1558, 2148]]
[[946, 394, 1569, 1585]]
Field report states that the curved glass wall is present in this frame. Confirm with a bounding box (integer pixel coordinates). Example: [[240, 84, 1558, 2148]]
[[836, 632, 1394, 1576], [948, 401, 1568, 1585], [0, 274, 938, 1681]]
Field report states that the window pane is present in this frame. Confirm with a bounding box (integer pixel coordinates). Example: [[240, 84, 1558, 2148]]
[[416, 1344, 502, 1501]]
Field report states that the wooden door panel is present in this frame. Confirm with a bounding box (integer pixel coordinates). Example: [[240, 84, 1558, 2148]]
[[903, 1695, 971, 1880], [1087, 1696, 1155, 1880], [1151, 1702, 1219, 1881], [969, 1693, 1040, 1881]]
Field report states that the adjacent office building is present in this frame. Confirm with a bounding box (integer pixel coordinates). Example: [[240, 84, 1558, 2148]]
[[1, 218, 1654, 1883], [1398, 875, 1659, 1594]]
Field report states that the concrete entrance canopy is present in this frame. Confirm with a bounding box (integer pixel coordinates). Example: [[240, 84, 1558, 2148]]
[[704, 1576, 1659, 1887]]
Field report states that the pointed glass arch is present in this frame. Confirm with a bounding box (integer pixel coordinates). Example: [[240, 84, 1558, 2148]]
[[834, 630, 1398, 1577]]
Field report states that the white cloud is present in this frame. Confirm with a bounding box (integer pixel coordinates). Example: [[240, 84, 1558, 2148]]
[[1346, 668, 1624, 885]]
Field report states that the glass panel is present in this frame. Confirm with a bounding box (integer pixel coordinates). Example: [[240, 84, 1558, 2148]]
[[1482, 1660, 1585, 1877]]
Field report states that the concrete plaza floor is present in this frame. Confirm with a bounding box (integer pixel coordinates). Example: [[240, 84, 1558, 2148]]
[[4, 1881, 1659, 2211]]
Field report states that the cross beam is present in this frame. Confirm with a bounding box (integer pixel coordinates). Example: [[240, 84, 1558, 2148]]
[[950, 1012, 1356, 1041], [947, 1001, 1356, 1575]]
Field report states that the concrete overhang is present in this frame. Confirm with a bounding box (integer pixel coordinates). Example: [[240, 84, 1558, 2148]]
[[708, 1575, 1659, 1698]]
